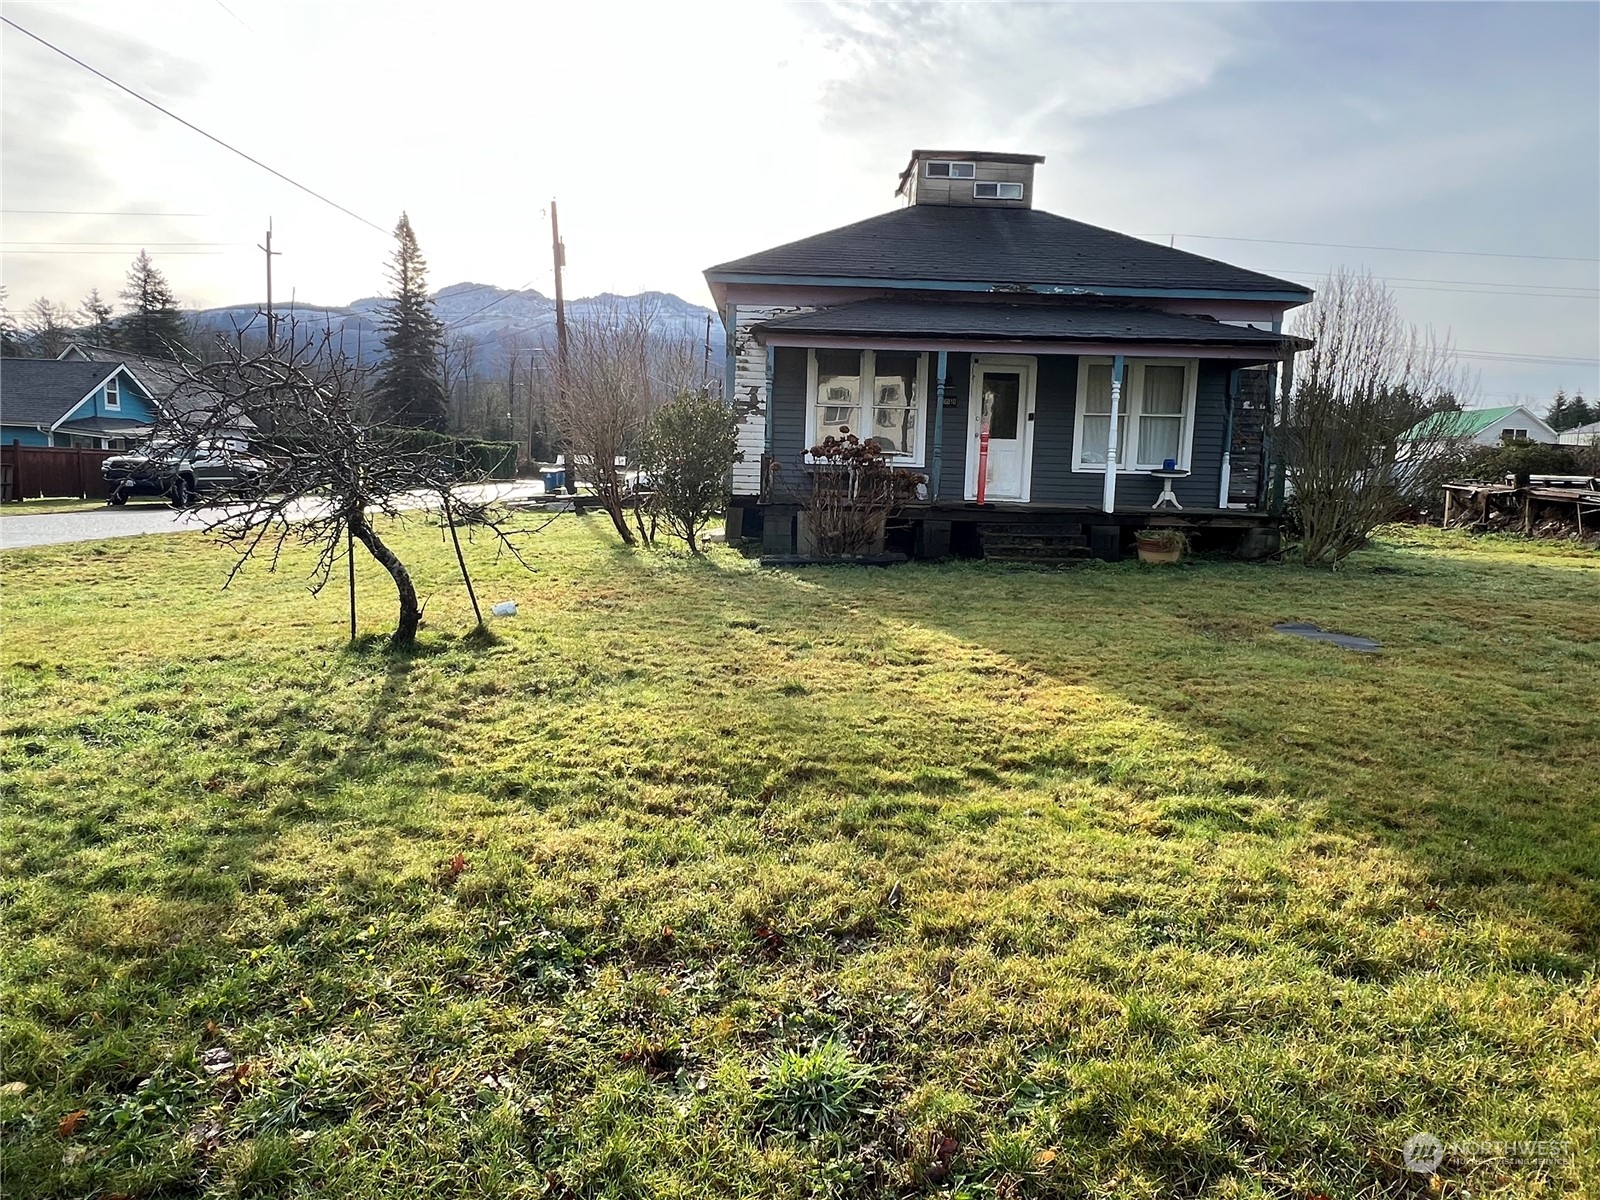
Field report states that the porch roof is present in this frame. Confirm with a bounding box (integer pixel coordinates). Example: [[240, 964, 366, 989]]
[[54, 417, 153, 438], [756, 299, 1305, 354]]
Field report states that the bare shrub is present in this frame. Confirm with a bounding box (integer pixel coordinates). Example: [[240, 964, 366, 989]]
[[549, 300, 701, 545], [1286, 269, 1476, 566], [803, 433, 921, 557]]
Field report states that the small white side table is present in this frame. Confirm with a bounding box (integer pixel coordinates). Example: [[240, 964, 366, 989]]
[[1150, 469, 1190, 509]]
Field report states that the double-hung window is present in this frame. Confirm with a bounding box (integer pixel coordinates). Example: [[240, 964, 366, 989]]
[[973, 181, 1024, 200], [104, 377, 120, 409], [807, 349, 928, 464], [1072, 358, 1198, 472]]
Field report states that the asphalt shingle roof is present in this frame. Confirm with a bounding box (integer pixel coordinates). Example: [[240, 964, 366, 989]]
[[0, 358, 120, 427], [707, 205, 1311, 296], [758, 299, 1299, 348], [66, 344, 255, 428]]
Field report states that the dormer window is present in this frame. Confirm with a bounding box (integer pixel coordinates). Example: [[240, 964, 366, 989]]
[[925, 161, 975, 179], [104, 377, 120, 409], [974, 181, 1024, 200]]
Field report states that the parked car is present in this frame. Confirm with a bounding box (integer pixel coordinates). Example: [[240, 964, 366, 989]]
[[102, 440, 268, 506]]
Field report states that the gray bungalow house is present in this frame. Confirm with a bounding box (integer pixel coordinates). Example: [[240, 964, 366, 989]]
[[704, 150, 1311, 559]]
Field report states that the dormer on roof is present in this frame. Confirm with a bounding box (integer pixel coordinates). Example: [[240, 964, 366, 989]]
[[896, 149, 1046, 208]]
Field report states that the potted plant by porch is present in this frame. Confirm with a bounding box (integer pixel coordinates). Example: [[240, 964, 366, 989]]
[[1135, 528, 1187, 564]]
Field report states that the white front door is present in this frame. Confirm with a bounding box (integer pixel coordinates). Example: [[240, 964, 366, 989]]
[[966, 356, 1037, 501]]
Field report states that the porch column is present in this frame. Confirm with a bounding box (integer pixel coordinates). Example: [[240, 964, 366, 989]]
[[1218, 368, 1239, 509], [763, 345, 775, 456], [1101, 353, 1124, 513], [930, 349, 948, 499], [1269, 351, 1294, 516]]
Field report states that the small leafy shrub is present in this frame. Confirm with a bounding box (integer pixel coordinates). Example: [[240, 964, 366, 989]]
[[752, 1040, 878, 1138], [638, 389, 742, 553]]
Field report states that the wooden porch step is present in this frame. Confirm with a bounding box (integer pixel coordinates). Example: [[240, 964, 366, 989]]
[[983, 544, 1094, 564], [976, 522, 1093, 564]]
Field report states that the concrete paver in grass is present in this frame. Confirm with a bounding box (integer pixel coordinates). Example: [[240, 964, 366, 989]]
[[1273, 621, 1382, 653]]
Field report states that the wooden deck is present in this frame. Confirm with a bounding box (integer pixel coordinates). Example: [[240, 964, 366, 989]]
[[898, 500, 1276, 528], [750, 499, 1282, 562]]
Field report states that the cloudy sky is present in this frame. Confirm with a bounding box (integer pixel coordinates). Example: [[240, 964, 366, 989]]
[[2, 0, 1596, 405]]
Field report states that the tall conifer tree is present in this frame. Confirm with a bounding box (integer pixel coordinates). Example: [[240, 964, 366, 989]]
[[79, 288, 115, 346], [117, 251, 188, 357], [371, 214, 448, 430]]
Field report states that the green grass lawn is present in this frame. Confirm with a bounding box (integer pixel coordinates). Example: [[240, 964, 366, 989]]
[[2, 518, 1596, 1198]]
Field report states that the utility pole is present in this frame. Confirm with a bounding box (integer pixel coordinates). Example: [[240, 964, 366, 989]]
[[703, 313, 712, 387], [550, 200, 569, 374], [550, 199, 575, 493], [507, 352, 517, 460], [257, 219, 281, 352]]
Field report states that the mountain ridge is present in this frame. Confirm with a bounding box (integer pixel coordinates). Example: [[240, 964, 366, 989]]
[[191, 284, 723, 375]]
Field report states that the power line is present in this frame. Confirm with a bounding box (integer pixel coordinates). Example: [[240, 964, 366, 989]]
[[0, 15, 387, 235], [1154, 231, 1599, 263], [211, 0, 252, 32], [2, 241, 232, 247], [1274, 277, 1598, 301], [0, 249, 224, 255], [2, 209, 208, 217], [1259, 267, 1598, 293], [445, 281, 540, 328], [1454, 350, 1599, 365]]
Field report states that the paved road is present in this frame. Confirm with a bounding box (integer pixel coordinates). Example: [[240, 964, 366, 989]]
[[0, 482, 551, 551]]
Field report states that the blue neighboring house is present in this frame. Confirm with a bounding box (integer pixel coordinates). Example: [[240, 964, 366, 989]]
[[0, 357, 160, 448]]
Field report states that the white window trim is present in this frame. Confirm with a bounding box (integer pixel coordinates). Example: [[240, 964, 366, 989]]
[[804, 349, 930, 468], [925, 160, 975, 179], [104, 376, 120, 409], [973, 181, 1024, 200], [1070, 357, 1199, 473]]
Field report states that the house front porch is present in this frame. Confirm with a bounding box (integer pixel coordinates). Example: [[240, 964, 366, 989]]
[[738, 300, 1298, 563], [751, 497, 1282, 562]]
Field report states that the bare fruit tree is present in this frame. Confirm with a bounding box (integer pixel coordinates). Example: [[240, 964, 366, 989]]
[[548, 299, 701, 545], [1286, 268, 1476, 566], [161, 327, 533, 648]]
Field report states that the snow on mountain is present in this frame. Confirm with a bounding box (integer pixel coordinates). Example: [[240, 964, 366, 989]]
[[192, 285, 723, 375]]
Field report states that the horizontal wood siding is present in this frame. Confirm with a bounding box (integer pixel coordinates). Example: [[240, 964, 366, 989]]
[[766, 347, 812, 502], [731, 304, 811, 495], [762, 349, 1236, 510], [935, 352, 971, 499], [1027, 355, 1080, 503], [912, 159, 1036, 207]]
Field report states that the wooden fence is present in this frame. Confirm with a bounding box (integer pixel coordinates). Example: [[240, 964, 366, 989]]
[[2, 442, 118, 501]]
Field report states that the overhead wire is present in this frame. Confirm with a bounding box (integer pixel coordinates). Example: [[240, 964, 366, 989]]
[[0, 15, 388, 235]]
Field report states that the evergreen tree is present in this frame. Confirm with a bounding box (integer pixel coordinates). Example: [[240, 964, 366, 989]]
[[117, 250, 188, 357], [25, 297, 71, 358], [370, 213, 448, 431], [0, 287, 25, 356], [1546, 389, 1572, 431], [1572, 392, 1595, 428], [79, 288, 116, 346]]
